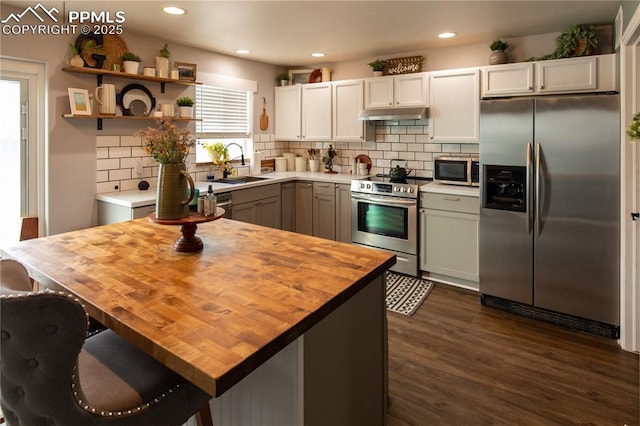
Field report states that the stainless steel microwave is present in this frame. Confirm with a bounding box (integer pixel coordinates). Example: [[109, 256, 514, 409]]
[[434, 157, 480, 186]]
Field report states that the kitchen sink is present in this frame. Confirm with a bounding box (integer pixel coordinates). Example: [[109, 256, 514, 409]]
[[215, 176, 269, 184]]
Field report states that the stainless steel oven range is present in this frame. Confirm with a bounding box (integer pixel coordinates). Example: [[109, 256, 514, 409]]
[[351, 177, 420, 276]]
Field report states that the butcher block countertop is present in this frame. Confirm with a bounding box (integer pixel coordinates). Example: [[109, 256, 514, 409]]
[[1, 218, 395, 397]]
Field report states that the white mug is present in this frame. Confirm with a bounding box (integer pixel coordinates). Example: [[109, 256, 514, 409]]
[[94, 84, 116, 115]]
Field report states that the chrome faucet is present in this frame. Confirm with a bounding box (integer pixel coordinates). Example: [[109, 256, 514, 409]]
[[225, 142, 245, 166]]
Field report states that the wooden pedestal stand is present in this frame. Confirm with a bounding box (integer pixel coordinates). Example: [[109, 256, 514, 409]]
[[148, 208, 225, 252]]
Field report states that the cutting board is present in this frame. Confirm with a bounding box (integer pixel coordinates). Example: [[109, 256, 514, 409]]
[[260, 97, 269, 130]]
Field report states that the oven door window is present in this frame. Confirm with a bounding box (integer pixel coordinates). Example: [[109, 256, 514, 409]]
[[357, 202, 408, 240]]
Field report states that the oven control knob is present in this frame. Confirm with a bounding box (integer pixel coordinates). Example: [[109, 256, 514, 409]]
[[408, 188, 414, 193], [360, 183, 365, 189], [366, 183, 371, 189]]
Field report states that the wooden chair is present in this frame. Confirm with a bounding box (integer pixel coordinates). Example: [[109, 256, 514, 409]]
[[19, 216, 38, 241], [0, 262, 213, 426]]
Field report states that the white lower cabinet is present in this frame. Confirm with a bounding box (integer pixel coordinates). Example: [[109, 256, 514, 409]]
[[98, 201, 155, 225], [420, 192, 479, 289]]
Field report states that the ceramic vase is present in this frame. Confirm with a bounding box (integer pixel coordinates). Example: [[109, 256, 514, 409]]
[[155, 56, 169, 78], [279, 80, 289, 86], [156, 163, 195, 219], [178, 106, 193, 118], [123, 61, 139, 74], [70, 55, 84, 67], [489, 50, 508, 65], [373, 71, 383, 77]]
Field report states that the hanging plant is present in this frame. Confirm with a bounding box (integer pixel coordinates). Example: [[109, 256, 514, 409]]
[[628, 112, 640, 142]]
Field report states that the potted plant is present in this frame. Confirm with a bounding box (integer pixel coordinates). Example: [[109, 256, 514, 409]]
[[156, 43, 171, 78], [276, 72, 290, 86], [203, 142, 233, 178], [69, 40, 96, 67], [368, 59, 388, 76], [525, 24, 598, 62], [121, 52, 142, 74], [489, 39, 509, 65], [176, 96, 195, 118], [553, 24, 597, 58]]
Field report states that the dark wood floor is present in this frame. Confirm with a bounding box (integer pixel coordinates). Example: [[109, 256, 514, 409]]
[[386, 283, 639, 426]]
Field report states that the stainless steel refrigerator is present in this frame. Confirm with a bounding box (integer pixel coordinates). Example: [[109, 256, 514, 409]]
[[479, 94, 620, 335]]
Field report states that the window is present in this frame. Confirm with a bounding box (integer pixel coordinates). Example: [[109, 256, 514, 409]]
[[195, 84, 252, 164]]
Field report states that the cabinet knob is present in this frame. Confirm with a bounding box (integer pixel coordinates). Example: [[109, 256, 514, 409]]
[[539, 85, 544, 90], [528, 86, 533, 90]]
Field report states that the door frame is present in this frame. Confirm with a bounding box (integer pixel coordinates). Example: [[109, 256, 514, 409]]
[[0, 56, 48, 237], [619, 4, 640, 353]]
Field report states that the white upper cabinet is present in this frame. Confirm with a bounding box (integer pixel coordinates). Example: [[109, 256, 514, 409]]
[[536, 56, 596, 93], [481, 54, 616, 98], [275, 85, 302, 141], [332, 79, 375, 142], [364, 73, 428, 109], [364, 76, 394, 108], [429, 68, 480, 143], [275, 83, 331, 141], [302, 83, 332, 141], [482, 62, 534, 97], [394, 73, 429, 107]]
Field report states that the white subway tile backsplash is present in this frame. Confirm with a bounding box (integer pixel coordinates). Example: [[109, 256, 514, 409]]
[[97, 181, 120, 193], [96, 135, 120, 148], [109, 168, 132, 181], [97, 158, 120, 171], [109, 147, 132, 158], [120, 136, 141, 147], [96, 148, 109, 159], [96, 170, 109, 182]]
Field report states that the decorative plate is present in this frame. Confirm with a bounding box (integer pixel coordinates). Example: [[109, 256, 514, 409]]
[[118, 84, 156, 116]]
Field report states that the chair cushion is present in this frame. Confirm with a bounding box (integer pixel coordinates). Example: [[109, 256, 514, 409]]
[[0, 259, 33, 292], [77, 329, 185, 413]]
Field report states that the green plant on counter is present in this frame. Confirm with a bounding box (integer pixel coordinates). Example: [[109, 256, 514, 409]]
[[176, 96, 194, 107], [203, 142, 233, 173], [489, 39, 509, 51], [368, 59, 388, 71], [160, 43, 171, 58], [121, 52, 142, 62], [628, 112, 640, 142], [276, 72, 290, 81]]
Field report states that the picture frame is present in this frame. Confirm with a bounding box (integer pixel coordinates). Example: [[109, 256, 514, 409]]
[[174, 62, 197, 81], [289, 69, 314, 85], [68, 88, 91, 115]]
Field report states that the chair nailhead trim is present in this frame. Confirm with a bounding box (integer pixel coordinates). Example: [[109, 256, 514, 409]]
[[3, 290, 187, 418]]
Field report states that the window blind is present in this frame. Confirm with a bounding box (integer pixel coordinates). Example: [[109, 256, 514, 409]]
[[196, 85, 249, 138]]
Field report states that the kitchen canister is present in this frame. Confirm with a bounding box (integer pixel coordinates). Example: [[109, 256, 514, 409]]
[[283, 153, 296, 171], [295, 156, 307, 172], [275, 157, 287, 172]]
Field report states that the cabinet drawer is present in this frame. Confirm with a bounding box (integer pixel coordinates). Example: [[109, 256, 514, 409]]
[[233, 183, 280, 204], [313, 182, 335, 196], [132, 204, 156, 219], [422, 193, 479, 214]]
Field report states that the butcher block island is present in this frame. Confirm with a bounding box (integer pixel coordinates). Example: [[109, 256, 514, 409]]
[[1, 218, 395, 426]]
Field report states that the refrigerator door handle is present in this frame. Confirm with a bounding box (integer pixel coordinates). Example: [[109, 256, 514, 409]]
[[526, 142, 532, 234], [535, 142, 541, 236]]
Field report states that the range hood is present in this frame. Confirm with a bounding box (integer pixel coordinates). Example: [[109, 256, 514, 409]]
[[357, 107, 427, 121]]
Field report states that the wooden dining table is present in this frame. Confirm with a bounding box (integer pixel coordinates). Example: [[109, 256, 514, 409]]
[[1, 217, 395, 424]]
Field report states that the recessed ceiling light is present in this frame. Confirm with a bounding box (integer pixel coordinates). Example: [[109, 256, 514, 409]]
[[311, 52, 325, 57], [163, 6, 186, 15], [438, 32, 456, 39], [235, 49, 251, 54]]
